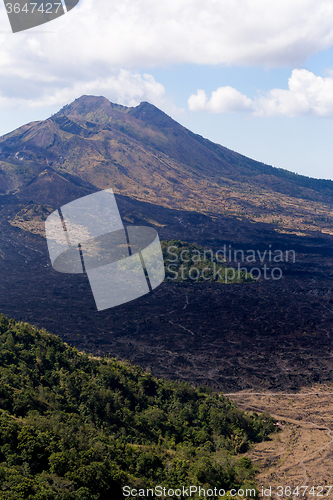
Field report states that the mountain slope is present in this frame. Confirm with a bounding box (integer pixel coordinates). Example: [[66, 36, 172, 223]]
[[1, 95, 333, 234], [0, 315, 275, 499], [0, 97, 333, 393]]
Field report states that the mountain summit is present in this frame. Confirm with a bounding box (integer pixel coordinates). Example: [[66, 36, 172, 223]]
[[1, 95, 333, 234], [1, 96, 333, 395]]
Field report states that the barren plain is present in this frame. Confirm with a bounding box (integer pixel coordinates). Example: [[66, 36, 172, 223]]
[[227, 387, 333, 499]]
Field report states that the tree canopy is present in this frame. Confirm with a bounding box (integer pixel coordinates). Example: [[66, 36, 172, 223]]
[[0, 315, 275, 499]]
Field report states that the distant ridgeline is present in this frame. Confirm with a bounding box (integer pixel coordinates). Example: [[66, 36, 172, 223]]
[[162, 240, 255, 284], [0, 315, 276, 499]]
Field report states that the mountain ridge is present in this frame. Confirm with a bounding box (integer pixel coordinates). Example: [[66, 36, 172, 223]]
[[55, 95, 333, 195], [1, 95, 333, 235]]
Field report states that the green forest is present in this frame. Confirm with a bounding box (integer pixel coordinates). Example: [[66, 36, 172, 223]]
[[162, 240, 255, 284], [0, 315, 275, 499]]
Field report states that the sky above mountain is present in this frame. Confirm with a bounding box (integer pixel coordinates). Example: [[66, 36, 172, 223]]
[[0, 0, 333, 179]]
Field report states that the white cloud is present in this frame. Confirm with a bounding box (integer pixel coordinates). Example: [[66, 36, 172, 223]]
[[188, 87, 252, 113], [0, 67, 180, 117], [188, 69, 333, 118], [256, 69, 333, 117], [0, 0, 333, 111], [0, 71, 165, 109], [3, 2, 333, 69]]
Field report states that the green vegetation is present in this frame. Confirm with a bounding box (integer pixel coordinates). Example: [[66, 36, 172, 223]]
[[162, 240, 255, 284], [0, 315, 275, 499]]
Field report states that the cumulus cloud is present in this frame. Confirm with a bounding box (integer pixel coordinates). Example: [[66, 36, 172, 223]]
[[256, 69, 333, 117], [0, 0, 333, 110], [188, 87, 252, 113], [0, 70, 167, 110], [188, 70, 333, 118]]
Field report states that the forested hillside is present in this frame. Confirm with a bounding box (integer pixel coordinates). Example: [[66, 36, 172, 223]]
[[0, 315, 275, 499]]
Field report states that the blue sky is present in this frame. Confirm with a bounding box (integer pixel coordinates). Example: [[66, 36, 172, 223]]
[[1, 0, 333, 180]]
